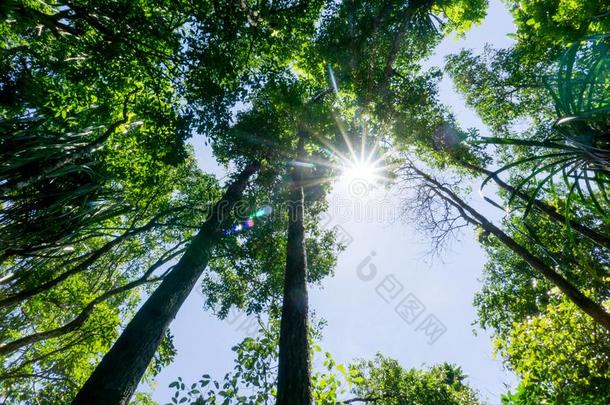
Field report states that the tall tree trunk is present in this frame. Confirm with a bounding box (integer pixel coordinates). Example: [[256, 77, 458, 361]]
[[459, 160, 610, 250], [410, 164, 610, 332], [276, 131, 311, 405], [72, 162, 260, 405]]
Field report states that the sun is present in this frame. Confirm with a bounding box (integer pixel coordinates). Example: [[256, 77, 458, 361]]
[[341, 159, 382, 184]]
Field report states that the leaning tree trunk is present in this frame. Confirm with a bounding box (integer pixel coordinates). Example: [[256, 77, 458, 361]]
[[411, 165, 610, 332], [458, 160, 610, 250], [72, 162, 260, 405], [276, 131, 311, 405]]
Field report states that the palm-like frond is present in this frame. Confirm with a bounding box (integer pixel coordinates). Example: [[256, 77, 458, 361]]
[[0, 113, 123, 260], [475, 36, 610, 222]]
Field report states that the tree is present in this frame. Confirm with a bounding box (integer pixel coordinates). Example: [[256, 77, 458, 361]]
[[456, 160, 610, 250], [276, 131, 312, 404], [344, 355, 481, 404], [4, 1, 331, 401], [387, 26, 610, 331], [498, 293, 610, 403], [384, 2, 610, 401], [71, 0, 490, 400], [14, 1, 608, 403], [505, 0, 610, 63], [445, 46, 551, 134], [273, 1, 489, 400], [0, 157, 218, 402], [166, 322, 482, 404], [445, 35, 610, 223], [468, 200, 610, 403], [1, 6, 198, 397], [73, 162, 260, 404], [1, 0, 188, 260], [473, 205, 609, 330], [397, 160, 610, 331]]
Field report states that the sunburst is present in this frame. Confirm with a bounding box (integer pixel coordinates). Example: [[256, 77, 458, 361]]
[[290, 66, 393, 193]]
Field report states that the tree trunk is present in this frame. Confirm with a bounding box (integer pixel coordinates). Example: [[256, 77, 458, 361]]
[[276, 132, 311, 405], [459, 160, 610, 250], [72, 162, 260, 405], [476, 214, 610, 332], [411, 165, 610, 332]]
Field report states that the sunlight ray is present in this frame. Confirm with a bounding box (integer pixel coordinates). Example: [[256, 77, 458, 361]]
[[331, 111, 359, 163]]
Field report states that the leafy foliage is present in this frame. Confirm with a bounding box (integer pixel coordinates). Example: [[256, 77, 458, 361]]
[[167, 322, 482, 404], [498, 293, 610, 403], [0, 157, 219, 401], [1, 0, 188, 258], [506, 0, 610, 62], [4, 0, 610, 403]]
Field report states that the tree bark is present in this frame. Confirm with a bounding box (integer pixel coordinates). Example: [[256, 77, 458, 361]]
[[459, 160, 610, 250], [72, 162, 260, 405], [276, 131, 311, 405], [410, 164, 610, 332]]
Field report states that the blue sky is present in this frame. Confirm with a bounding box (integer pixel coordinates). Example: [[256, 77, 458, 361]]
[[149, 1, 518, 403]]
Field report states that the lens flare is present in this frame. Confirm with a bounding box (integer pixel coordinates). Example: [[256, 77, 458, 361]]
[[341, 160, 382, 184], [224, 206, 272, 236]]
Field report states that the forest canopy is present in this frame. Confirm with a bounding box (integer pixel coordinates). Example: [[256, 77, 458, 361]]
[[1, 0, 609, 403]]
